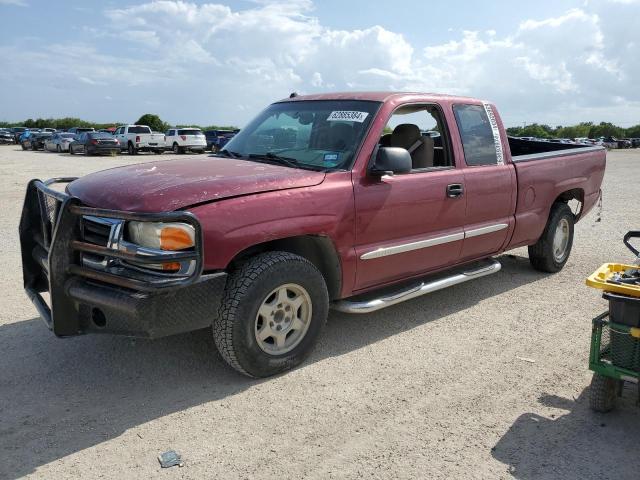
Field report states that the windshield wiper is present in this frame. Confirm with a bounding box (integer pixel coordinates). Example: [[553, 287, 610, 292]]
[[217, 149, 241, 158], [248, 152, 304, 169]]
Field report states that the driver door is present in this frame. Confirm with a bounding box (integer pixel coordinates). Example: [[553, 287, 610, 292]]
[[353, 103, 466, 291]]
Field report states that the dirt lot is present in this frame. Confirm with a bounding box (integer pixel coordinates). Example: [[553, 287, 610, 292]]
[[1, 146, 639, 479]]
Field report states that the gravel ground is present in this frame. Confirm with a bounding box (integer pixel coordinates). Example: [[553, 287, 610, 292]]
[[1, 146, 639, 480]]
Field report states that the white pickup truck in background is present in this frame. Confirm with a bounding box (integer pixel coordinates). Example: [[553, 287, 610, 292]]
[[114, 125, 165, 155]]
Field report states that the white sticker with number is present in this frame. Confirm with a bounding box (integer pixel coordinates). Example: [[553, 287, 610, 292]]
[[326, 111, 369, 123], [482, 102, 504, 165]]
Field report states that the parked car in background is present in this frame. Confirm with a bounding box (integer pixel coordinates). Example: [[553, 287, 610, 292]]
[[69, 131, 120, 156], [165, 127, 207, 154], [44, 132, 76, 152], [601, 137, 618, 149], [204, 129, 238, 153], [631, 138, 640, 148], [114, 125, 165, 155], [68, 127, 95, 135], [11, 127, 27, 143], [0, 129, 14, 144], [21, 131, 52, 150]]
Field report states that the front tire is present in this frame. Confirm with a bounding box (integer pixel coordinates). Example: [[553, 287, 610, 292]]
[[214, 252, 329, 377], [528, 202, 574, 273]]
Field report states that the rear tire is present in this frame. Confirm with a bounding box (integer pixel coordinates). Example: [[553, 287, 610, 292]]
[[213, 252, 329, 378], [589, 373, 618, 412], [127, 142, 137, 155], [21, 143, 26, 150], [528, 202, 574, 273], [172, 143, 181, 154], [56, 145, 61, 153]]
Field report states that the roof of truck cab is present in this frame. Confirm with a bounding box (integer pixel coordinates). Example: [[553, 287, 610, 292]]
[[277, 91, 482, 104]]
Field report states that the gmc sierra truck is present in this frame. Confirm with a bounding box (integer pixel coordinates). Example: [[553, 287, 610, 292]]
[[19, 92, 606, 377]]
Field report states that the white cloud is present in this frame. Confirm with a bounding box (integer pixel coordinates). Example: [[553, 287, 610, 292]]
[[0, 0, 28, 6], [0, 0, 639, 127]]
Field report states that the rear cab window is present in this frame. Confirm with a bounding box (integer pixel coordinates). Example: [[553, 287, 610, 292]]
[[452, 104, 504, 166], [128, 126, 152, 134]]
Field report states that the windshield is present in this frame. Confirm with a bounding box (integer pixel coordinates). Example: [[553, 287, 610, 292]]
[[222, 100, 380, 170]]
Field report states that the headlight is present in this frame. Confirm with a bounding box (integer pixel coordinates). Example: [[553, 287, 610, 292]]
[[127, 221, 195, 250], [127, 221, 196, 272]]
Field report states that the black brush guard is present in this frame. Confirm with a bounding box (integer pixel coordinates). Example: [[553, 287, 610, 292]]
[[19, 178, 214, 337]]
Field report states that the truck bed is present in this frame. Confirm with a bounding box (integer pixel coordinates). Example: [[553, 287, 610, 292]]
[[508, 137, 600, 162], [507, 139, 606, 249]]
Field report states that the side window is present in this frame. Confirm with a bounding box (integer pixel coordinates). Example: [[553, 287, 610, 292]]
[[453, 104, 501, 166], [379, 104, 452, 171]]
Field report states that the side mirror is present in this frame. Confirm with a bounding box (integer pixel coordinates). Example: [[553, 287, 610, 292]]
[[370, 147, 412, 176]]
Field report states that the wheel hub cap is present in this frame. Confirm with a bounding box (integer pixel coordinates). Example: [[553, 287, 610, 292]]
[[552, 218, 570, 262], [255, 283, 312, 355]]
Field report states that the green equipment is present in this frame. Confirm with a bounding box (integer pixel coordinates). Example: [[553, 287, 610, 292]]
[[587, 231, 640, 412]]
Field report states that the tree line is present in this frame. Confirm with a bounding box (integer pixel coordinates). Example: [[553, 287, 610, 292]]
[[506, 121, 640, 139], [0, 113, 237, 133], [2, 114, 637, 139]]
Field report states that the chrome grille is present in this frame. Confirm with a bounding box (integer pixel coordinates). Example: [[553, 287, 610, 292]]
[[80, 216, 123, 270]]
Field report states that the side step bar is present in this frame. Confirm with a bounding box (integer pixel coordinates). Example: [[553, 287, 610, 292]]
[[332, 258, 502, 314]]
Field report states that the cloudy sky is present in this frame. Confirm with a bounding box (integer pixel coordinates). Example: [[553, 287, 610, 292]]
[[0, 0, 638, 128]]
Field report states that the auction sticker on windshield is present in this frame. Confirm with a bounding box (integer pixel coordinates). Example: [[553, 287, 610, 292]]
[[327, 111, 369, 123]]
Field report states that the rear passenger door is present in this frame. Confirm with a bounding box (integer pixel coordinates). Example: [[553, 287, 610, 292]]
[[452, 103, 516, 261]]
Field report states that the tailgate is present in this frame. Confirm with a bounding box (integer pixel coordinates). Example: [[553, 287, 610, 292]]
[[137, 134, 164, 146]]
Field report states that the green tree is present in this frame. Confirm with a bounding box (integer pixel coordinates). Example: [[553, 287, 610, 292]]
[[589, 122, 624, 139], [135, 114, 169, 133], [625, 125, 640, 138]]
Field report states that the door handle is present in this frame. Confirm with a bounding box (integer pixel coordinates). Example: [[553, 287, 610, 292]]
[[446, 183, 464, 198]]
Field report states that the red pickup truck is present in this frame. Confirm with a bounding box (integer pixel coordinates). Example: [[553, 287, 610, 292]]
[[20, 92, 606, 377]]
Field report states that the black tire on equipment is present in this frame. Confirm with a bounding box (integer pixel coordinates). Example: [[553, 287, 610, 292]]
[[213, 251, 329, 378], [589, 373, 618, 412], [528, 202, 574, 273]]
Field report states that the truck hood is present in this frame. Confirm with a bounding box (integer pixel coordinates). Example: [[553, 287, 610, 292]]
[[67, 157, 326, 212]]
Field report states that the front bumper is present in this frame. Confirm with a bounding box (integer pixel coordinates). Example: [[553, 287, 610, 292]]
[[19, 178, 224, 338]]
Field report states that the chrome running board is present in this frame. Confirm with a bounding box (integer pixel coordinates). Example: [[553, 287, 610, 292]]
[[332, 258, 502, 314]]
